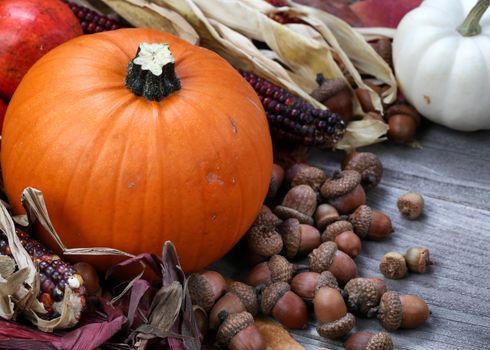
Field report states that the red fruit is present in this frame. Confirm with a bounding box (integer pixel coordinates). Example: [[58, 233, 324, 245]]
[[351, 0, 422, 28], [0, 0, 82, 99], [0, 99, 6, 133]]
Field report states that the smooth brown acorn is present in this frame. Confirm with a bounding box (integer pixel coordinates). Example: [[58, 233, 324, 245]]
[[308, 241, 357, 285], [377, 291, 430, 331], [397, 192, 425, 220], [291, 271, 339, 303], [405, 247, 432, 273], [314, 286, 356, 339], [379, 252, 407, 280], [322, 220, 362, 258], [260, 282, 309, 329], [385, 104, 421, 144], [349, 205, 393, 240], [341, 152, 383, 191], [274, 185, 317, 225], [320, 170, 366, 214], [267, 163, 285, 200], [314, 204, 340, 231], [209, 281, 259, 330], [216, 311, 266, 350], [188, 270, 226, 311], [311, 76, 354, 123], [279, 218, 321, 259], [74, 262, 100, 296], [344, 277, 387, 317], [345, 331, 394, 350], [245, 255, 299, 287]]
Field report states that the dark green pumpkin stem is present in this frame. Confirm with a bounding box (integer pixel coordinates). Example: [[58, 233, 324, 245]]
[[457, 0, 490, 37], [125, 43, 181, 101]]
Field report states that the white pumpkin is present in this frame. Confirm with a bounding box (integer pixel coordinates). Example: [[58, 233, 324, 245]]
[[393, 0, 490, 131]]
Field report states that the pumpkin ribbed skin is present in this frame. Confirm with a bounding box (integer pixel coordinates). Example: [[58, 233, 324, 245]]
[[2, 28, 273, 273]]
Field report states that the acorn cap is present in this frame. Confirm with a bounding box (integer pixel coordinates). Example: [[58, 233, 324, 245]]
[[269, 255, 294, 283], [246, 226, 283, 258], [316, 271, 339, 291], [320, 170, 362, 199], [278, 218, 302, 259], [216, 311, 255, 347], [309, 241, 337, 273], [349, 205, 372, 238], [342, 152, 383, 191], [379, 252, 407, 280], [187, 273, 216, 311], [386, 104, 421, 126], [367, 332, 394, 350], [344, 278, 380, 317], [261, 282, 291, 315], [255, 205, 282, 228], [378, 291, 403, 331], [316, 313, 356, 339], [291, 165, 328, 191], [228, 281, 259, 316], [322, 220, 354, 242]]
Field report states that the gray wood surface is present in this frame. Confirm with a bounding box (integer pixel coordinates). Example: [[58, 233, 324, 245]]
[[213, 122, 490, 350]]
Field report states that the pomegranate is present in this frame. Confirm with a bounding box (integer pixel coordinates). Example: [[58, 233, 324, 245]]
[[0, 99, 6, 134], [0, 0, 82, 99]]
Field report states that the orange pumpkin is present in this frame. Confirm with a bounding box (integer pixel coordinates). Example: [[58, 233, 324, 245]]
[[1, 28, 273, 273]]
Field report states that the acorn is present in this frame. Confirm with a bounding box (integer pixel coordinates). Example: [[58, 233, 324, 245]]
[[260, 282, 309, 329], [322, 220, 361, 258], [312, 76, 353, 123], [188, 270, 226, 311], [349, 205, 393, 240], [279, 218, 321, 259], [246, 226, 283, 260], [192, 305, 209, 338], [344, 277, 387, 317], [291, 271, 339, 303], [397, 192, 424, 220], [385, 103, 421, 144], [209, 281, 259, 329], [320, 170, 366, 214], [314, 204, 340, 231], [345, 331, 393, 350], [274, 185, 317, 225], [74, 262, 100, 296], [314, 285, 356, 339], [405, 247, 432, 273], [245, 255, 298, 287], [308, 241, 357, 285], [216, 311, 266, 350], [290, 164, 328, 192], [267, 163, 285, 200], [377, 291, 430, 330], [341, 152, 383, 191], [379, 252, 407, 280]]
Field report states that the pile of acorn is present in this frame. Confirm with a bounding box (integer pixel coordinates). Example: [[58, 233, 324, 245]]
[[188, 152, 431, 350]]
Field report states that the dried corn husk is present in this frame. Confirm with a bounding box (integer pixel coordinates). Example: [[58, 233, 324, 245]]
[[96, 0, 395, 148], [0, 194, 83, 331]]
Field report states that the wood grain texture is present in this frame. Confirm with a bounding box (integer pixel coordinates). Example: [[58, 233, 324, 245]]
[[212, 123, 490, 350]]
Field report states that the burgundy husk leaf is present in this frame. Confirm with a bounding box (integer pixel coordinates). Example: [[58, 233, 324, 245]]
[[0, 319, 62, 349]]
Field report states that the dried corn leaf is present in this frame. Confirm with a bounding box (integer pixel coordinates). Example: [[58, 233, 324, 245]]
[[99, 0, 199, 44], [335, 118, 389, 150], [355, 27, 396, 41], [293, 1, 397, 106], [255, 318, 305, 350]]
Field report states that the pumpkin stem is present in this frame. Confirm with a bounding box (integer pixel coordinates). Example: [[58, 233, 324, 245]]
[[457, 0, 490, 37], [125, 43, 181, 101]]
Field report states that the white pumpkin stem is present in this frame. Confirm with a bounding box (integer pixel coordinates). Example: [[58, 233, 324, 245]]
[[125, 42, 181, 101], [457, 0, 490, 37]]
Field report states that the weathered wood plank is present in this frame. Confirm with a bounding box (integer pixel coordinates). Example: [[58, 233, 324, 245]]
[[213, 123, 490, 350]]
